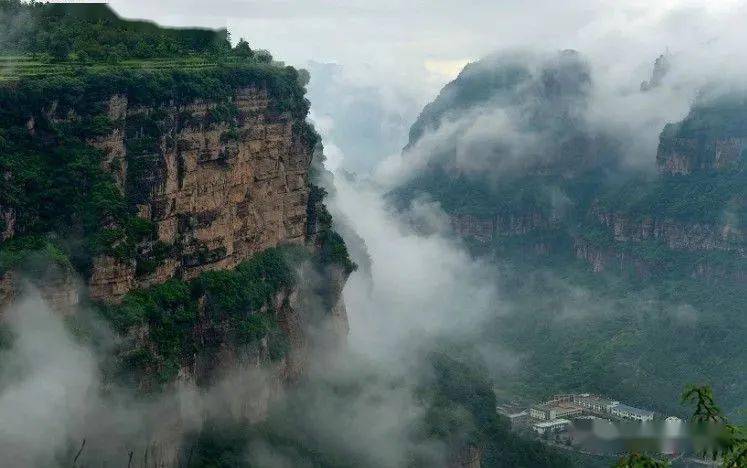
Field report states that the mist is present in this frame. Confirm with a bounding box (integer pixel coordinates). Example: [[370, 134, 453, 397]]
[[2, 0, 747, 466], [0, 292, 98, 465], [306, 61, 421, 175], [332, 177, 500, 355], [0, 286, 284, 466]]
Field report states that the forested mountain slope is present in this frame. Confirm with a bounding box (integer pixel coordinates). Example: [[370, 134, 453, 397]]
[[0, 3, 357, 462], [393, 50, 747, 417]]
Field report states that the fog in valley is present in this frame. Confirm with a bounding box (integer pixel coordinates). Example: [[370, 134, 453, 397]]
[[1, 0, 747, 466]]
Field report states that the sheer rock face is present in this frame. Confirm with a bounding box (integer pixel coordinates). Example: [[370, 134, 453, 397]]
[[88, 88, 314, 302], [657, 136, 746, 175], [656, 99, 747, 176], [0, 205, 14, 242], [572, 237, 651, 277], [0, 84, 351, 384], [0, 272, 14, 311], [0, 268, 80, 315], [593, 209, 744, 254], [78, 88, 351, 387], [450, 211, 552, 243], [450, 444, 483, 468], [1, 87, 316, 308]]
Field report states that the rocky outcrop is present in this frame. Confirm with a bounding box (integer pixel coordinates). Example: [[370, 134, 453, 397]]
[[451, 214, 495, 243], [656, 137, 698, 175], [640, 53, 670, 92], [572, 237, 650, 276], [0, 272, 14, 311], [88, 256, 135, 301], [657, 136, 746, 175], [88, 88, 314, 302], [0, 205, 14, 241], [0, 266, 79, 315], [656, 98, 747, 176], [692, 260, 747, 283], [573, 234, 747, 284], [450, 211, 552, 243], [280, 266, 350, 381], [496, 211, 552, 236], [450, 444, 483, 468], [593, 209, 745, 254]]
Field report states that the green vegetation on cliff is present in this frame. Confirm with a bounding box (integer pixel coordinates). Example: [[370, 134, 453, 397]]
[[99, 245, 306, 389], [308, 184, 358, 275], [596, 171, 747, 227], [395, 52, 747, 421], [0, 1, 285, 85], [178, 348, 573, 468], [0, 0, 314, 282], [421, 350, 574, 468], [1, 1, 230, 62], [0, 62, 311, 277]]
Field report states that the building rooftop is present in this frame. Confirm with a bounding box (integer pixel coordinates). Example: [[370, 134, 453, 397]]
[[575, 395, 618, 407], [611, 403, 654, 418], [533, 401, 581, 411]]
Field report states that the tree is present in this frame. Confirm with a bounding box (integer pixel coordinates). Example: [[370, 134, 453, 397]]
[[616, 386, 747, 467], [682, 386, 747, 467], [49, 33, 72, 61], [233, 38, 253, 58], [614, 453, 669, 468]]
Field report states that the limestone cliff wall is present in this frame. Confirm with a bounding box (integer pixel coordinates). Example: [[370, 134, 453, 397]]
[[0, 79, 352, 392], [572, 237, 651, 277], [0, 267, 80, 314], [0, 272, 14, 311], [657, 136, 746, 175], [450, 211, 552, 243], [450, 444, 483, 468], [593, 208, 745, 254], [1, 86, 316, 310], [88, 87, 314, 302], [0, 205, 14, 242], [446, 201, 746, 281]]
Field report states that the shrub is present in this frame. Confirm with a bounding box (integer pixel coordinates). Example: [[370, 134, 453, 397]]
[[100, 246, 307, 387]]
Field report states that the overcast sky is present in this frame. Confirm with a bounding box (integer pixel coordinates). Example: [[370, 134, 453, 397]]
[[104, 0, 747, 106], [101, 0, 747, 174]]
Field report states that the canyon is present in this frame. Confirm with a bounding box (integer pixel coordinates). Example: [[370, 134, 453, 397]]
[[394, 50, 747, 422]]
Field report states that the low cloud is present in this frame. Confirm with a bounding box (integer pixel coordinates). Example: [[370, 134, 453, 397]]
[[0, 286, 282, 466], [330, 177, 502, 356], [0, 292, 98, 465]]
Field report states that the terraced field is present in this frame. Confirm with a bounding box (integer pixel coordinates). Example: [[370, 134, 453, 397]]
[[0, 55, 240, 81]]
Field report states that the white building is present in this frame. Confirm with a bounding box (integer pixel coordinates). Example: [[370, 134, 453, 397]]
[[609, 403, 654, 422], [532, 419, 571, 436], [530, 402, 582, 421], [573, 394, 618, 414]]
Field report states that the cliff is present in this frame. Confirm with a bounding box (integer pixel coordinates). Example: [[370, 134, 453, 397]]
[[657, 98, 747, 175], [421, 51, 621, 182], [0, 5, 354, 394], [397, 54, 747, 282], [450, 211, 553, 242], [86, 85, 313, 302], [394, 52, 747, 420], [0, 62, 319, 289]]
